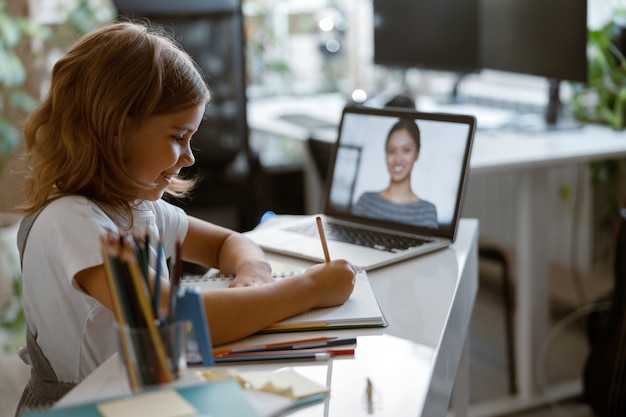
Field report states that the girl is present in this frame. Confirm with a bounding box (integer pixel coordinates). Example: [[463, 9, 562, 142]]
[[15, 21, 355, 414]]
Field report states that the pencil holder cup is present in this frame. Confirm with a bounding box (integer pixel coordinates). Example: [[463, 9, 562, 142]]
[[115, 320, 188, 393]]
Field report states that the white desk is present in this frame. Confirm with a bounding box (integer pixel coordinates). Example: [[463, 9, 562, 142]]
[[57, 219, 479, 417], [247, 94, 626, 416]]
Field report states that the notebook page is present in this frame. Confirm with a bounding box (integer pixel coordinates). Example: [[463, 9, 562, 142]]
[[181, 271, 385, 330]]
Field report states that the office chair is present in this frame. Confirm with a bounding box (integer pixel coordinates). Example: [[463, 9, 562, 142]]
[[477, 246, 517, 395], [307, 137, 334, 182], [583, 209, 626, 416], [113, 0, 261, 231]]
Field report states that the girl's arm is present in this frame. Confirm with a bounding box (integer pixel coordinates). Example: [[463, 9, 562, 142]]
[[75, 256, 356, 345], [178, 215, 357, 344], [194, 259, 356, 344], [181, 216, 274, 287], [75, 215, 356, 345]]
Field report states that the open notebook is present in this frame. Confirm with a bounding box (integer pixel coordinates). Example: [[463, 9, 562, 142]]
[[181, 270, 385, 332], [245, 105, 475, 270]]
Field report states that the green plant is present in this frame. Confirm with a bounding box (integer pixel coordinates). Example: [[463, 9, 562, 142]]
[[568, 16, 626, 235], [0, 0, 114, 168], [0, 1, 50, 170], [0, 0, 114, 351], [0, 0, 45, 352], [0, 268, 25, 352], [571, 19, 626, 129], [243, 5, 291, 95]]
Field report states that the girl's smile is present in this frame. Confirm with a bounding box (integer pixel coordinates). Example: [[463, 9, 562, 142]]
[[124, 104, 205, 201]]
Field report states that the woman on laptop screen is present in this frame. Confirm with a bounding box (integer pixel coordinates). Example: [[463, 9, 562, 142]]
[[352, 118, 438, 228]]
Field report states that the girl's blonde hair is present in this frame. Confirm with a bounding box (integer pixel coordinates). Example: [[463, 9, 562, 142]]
[[19, 21, 211, 218]]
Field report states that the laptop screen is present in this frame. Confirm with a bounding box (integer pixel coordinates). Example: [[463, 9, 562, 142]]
[[324, 106, 475, 240]]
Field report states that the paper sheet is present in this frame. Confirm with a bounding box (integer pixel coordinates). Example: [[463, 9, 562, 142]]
[[235, 368, 329, 400], [97, 390, 196, 417]]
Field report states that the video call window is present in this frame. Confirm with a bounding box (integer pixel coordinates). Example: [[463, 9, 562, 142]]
[[327, 112, 470, 229]]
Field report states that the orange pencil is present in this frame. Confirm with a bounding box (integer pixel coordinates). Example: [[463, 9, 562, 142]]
[[316, 216, 331, 262], [263, 322, 329, 332]]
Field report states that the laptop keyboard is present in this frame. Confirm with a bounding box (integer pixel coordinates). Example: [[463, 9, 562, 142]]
[[285, 221, 431, 253]]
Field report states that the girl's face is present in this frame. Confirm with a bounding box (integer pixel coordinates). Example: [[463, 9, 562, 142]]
[[124, 104, 204, 201], [385, 128, 418, 183]]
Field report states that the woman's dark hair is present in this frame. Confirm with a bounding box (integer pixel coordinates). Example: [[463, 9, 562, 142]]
[[385, 119, 421, 153], [384, 94, 416, 109]]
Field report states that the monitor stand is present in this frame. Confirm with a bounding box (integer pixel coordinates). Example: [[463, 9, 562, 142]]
[[543, 78, 583, 131], [437, 73, 467, 105], [501, 78, 582, 133]]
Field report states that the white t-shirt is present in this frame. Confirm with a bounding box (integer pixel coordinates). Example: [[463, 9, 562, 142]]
[[21, 196, 188, 383]]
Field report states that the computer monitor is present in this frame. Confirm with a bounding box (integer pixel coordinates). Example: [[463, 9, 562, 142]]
[[373, 0, 480, 93], [479, 0, 588, 127]]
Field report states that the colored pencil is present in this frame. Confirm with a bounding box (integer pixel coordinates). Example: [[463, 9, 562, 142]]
[[100, 237, 140, 391], [228, 337, 357, 353], [167, 238, 181, 324], [220, 348, 355, 358], [212, 336, 338, 356], [263, 322, 329, 332], [153, 237, 163, 318], [123, 242, 174, 383], [214, 351, 331, 364]]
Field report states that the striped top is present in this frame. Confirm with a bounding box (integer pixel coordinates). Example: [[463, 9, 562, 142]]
[[353, 192, 438, 229]]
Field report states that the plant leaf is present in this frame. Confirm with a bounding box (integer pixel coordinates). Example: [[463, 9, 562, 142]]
[[9, 89, 38, 112], [0, 49, 26, 87], [0, 119, 20, 154]]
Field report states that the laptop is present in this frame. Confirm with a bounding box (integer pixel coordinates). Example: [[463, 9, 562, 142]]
[[245, 105, 476, 270]]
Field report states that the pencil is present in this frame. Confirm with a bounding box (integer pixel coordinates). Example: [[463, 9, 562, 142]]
[[167, 238, 182, 324], [262, 322, 329, 332], [153, 237, 163, 319], [219, 348, 354, 358], [100, 237, 140, 391], [316, 216, 331, 262], [212, 336, 338, 356], [214, 351, 330, 364], [366, 377, 373, 412], [229, 337, 357, 353], [123, 242, 174, 383]]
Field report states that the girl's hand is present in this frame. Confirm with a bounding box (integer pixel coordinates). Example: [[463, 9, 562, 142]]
[[304, 259, 357, 308]]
